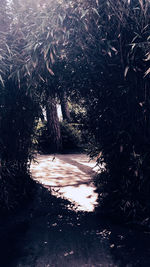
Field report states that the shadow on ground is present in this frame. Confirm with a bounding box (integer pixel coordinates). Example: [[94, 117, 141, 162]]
[[30, 154, 99, 212], [1, 182, 150, 266]]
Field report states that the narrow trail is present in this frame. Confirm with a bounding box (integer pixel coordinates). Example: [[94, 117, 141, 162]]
[[31, 153, 99, 212], [1, 154, 150, 266]]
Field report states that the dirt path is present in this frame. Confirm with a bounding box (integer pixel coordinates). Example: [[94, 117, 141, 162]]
[[1, 154, 150, 266], [31, 153, 100, 212]]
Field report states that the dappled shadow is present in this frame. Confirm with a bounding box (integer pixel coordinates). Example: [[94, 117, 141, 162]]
[[56, 154, 96, 176], [31, 154, 99, 211], [108, 223, 150, 266], [23, 154, 150, 266], [1, 182, 150, 266], [0, 183, 114, 267]]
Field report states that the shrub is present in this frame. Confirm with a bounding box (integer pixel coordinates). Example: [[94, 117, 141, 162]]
[[60, 121, 82, 152], [84, 0, 150, 223], [37, 120, 83, 153]]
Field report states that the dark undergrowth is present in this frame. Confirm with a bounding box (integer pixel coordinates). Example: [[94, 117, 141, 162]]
[[37, 121, 84, 154], [94, 170, 150, 230], [1, 180, 150, 266], [0, 168, 35, 215]]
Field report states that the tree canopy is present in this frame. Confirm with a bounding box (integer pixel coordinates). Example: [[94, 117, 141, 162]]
[[0, 0, 150, 222]]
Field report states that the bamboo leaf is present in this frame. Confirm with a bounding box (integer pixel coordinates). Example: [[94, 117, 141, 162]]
[[39, 75, 45, 82], [92, 8, 100, 17], [5, 44, 11, 55], [0, 74, 4, 87], [25, 64, 30, 76], [144, 68, 150, 77], [144, 53, 150, 61], [50, 51, 55, 64], [46, 61, 55, 76], [34, 43, 39, 52], [17, 71, 20, 88], [124, 66, 129, 78], [81, 10, 89, 19]]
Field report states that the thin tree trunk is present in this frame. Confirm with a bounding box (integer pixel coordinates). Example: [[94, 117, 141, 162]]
[[46, 95, 62, 152], [60, 91, 71, 122]]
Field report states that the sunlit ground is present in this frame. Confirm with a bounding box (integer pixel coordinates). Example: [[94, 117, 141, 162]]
[[31, 154, 100, 212]]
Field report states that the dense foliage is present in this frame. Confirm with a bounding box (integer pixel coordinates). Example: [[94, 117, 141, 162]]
[[0, 0, 150, 224], [37, 120, 82, 153], [82, 0, 150, 222]]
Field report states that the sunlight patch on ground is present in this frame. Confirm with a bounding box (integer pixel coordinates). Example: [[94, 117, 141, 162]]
[[58, 184, 98, 212], [31, 154, 99, 212]]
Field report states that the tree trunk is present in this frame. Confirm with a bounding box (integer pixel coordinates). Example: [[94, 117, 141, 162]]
[[46, 95, 62, 152], [60, 91, 71, 122]]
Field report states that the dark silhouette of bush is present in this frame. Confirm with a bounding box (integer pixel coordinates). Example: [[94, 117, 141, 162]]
[[37, 120, 82, 153]]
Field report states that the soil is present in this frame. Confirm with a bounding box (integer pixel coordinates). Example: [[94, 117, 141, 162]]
[[1, 154, 150, 266]]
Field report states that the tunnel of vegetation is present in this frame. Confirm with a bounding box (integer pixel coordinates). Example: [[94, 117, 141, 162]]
[[0, 0, 150, 225]]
